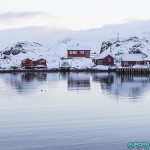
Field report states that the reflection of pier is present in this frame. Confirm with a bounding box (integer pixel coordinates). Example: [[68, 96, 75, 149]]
[[68, 73, 91, 90], [116, 68, 150, 74], [93, 73, 150, 99]]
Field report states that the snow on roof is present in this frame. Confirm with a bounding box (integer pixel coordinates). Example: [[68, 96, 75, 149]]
[[22, 58, 46, 62], [93, 53, 113, 60], [143, 57, 150, 61], [67, 46, 91, 51], [122, 54, 143, 61]]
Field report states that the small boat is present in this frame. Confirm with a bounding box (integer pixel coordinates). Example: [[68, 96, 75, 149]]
[[60, 62, 71, 72]]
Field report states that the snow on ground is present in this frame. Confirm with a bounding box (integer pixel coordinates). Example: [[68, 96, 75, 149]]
[[1, 35, 150, 70], [92, 65, 110, 71], [99, 36, 150, 67], [0, 41, 96, 69]]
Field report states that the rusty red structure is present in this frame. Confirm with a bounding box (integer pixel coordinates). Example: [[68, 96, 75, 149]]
[[92, 54, 114, 66], [67, 46, 91, 58], [21, 58, 47, 69], [121, 54, 143, 67]]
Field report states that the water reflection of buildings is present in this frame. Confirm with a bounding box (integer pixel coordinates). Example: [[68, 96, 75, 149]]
[[93, 73, 150, 99], [68, 73, 91, 91], [22, 72, 47, 82], [93, 73, 114, 92], [0, 73, 48, 93]]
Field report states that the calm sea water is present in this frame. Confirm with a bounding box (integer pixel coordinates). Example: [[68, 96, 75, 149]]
[[0, 72, 150, 150]]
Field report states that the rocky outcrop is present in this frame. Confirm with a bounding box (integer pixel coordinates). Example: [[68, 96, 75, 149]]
[[1, 42, 42, 56]]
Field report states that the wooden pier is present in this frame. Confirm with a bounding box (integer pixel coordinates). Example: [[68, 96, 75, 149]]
[[116, 67, 150, 74]]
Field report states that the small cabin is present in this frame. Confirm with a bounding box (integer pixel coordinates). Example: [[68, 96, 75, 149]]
[[121, 54, 143, 67], [22, 58, 34, 68], [67, 46, 91, 58], [92, 54, 114, 65], [35, 59, 47, 67]]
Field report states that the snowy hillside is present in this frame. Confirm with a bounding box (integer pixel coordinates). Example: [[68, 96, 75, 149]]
[[1, 22, 150, 69], [1, 36, 150, 69], [0, 41, 95, 69], [100, 36, 150, 66]]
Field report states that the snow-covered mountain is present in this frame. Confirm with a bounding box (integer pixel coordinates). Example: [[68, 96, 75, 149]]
[[0, 40, 94, 69], [100, 36, 150, 64], [1, 20, 150, 69], [1, 36, 150, 69]]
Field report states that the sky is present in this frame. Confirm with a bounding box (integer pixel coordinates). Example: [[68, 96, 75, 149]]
[[0, 0, 150, 30]]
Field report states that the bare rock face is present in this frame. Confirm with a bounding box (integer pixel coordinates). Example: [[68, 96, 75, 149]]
[[2, 42, 42, 56], [2, 42, 27, 56], [99, 36, 150, 62], [100, 41, 112, 54]]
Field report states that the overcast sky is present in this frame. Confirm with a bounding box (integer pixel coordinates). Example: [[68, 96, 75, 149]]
[[0, 0, 150, 30]]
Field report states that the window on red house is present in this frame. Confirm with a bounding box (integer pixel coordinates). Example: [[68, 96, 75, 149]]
[[124, 62, 128, 65], [70, 51, 77, 54]]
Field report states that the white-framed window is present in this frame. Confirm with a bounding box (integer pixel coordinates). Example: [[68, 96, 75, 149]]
[[108, 58, 111, 62], [136, 61, 140, 65], [80, 51, 84, 54], [73, 51, 77, 54], [70, 51, 77, 54], [124, 62, 128, 65]]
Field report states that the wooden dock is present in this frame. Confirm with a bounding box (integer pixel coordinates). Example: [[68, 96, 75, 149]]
[[116, 67, 150, 74]]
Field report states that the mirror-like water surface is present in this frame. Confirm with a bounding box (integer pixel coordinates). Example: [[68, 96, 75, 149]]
[[0, 72, 150, 150]]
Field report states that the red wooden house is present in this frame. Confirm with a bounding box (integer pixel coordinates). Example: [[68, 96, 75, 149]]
[[21, 58, 47, 69], [67, 46, 91, 58], [92, 53, 114, 65], [35, 59, 47, 67], [22, 58, 34, 68], [121, 54, 144, 67]]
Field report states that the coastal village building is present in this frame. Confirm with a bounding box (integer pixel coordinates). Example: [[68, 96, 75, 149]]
[[121, 54, 144, 67], [21, 58, 47, 69], [92, 53, 114, 66], [143, 57, 150, 66], [67, 46, 91, 58], [22, 58, 34, 68], [35, 59, 47, 67]]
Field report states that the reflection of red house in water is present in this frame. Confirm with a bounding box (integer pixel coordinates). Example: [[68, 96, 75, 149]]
[[68, 73, 90, 90], [22, 73, 47, 81], [67, 46, 91, 58], [93, 73, 114, 92], [21, 58, 47, 69], [93, 74, 114, 84]]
